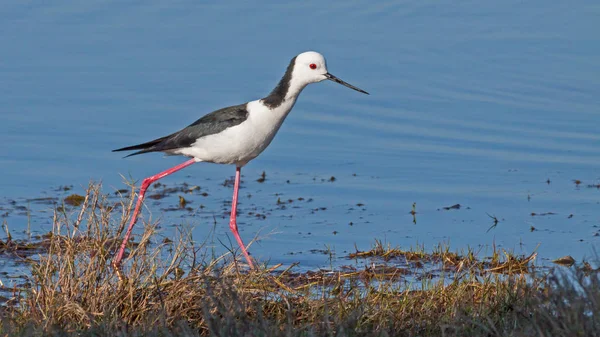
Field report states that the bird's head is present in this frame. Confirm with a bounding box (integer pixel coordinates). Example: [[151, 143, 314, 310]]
[[291, 51, 369, 94]]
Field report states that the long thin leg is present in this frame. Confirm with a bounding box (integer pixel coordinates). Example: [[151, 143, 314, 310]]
[[113, 158, 196, 268], [229, 166, 254, 268]]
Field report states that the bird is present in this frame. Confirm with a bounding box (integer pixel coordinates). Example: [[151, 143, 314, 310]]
[[112, 51, 368, 269]]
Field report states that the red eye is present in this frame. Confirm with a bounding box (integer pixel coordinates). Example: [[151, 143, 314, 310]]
[[309, 63, 317, 70]]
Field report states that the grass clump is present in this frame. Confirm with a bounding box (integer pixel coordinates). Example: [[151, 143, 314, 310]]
[[0, 183, 598, 336], [349, 239, 538, 275]]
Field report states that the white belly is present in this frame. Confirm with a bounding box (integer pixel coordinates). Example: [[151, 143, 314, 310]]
[[174, 99, 295, 166]]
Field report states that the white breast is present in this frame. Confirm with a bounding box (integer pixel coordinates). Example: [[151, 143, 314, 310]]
[[175, 99, 297, 166]]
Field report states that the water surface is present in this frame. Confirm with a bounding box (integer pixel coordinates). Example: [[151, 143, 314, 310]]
[[1, 1, 599, 272]]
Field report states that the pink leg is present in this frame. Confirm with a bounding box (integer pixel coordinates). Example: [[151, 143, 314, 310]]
[[230, 167, 254, 268], [113, 158, 196, 268]]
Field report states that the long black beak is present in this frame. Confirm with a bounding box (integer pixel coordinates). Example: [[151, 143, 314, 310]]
[[325, 73, 369, 95]]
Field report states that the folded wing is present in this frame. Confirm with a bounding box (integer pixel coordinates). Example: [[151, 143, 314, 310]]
[[113, 104, 249, 157]]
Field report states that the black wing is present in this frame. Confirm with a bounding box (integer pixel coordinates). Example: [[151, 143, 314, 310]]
[[113, 104, 249, 157]]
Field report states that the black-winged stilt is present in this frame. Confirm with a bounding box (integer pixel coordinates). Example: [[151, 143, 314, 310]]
[[113, 51, 368, 269]]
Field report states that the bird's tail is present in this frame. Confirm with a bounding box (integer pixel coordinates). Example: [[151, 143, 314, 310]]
[[113, 136, 169, 157]]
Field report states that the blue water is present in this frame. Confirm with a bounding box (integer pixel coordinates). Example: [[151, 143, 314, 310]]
[[1, 1, 599, 271]]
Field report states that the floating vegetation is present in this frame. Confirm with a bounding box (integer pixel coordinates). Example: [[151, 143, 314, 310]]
[[0, 236, 50, 259], [347, 240, 537, 275], [25, 197, 58, 205], [179, 195, 188, 208], [442, 203, 461, 210], [257, 171, 266, 183], [63, 194, 86, 206], [530, 212, 556, 216], [553, 255, 576, 267]]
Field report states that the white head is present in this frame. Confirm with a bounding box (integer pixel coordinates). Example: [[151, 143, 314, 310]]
[[288, 51, 369, 97], [293, 51, 329, 84]]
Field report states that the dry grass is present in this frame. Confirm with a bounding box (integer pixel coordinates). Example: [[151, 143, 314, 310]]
[[348, 239, 538, 275], [0, 182, 598, 336]]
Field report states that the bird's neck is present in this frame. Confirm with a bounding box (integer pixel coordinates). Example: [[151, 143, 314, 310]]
[[261, 56, 308, 109], [261, 78, 307, 110], [284, 79, 308, 101]]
